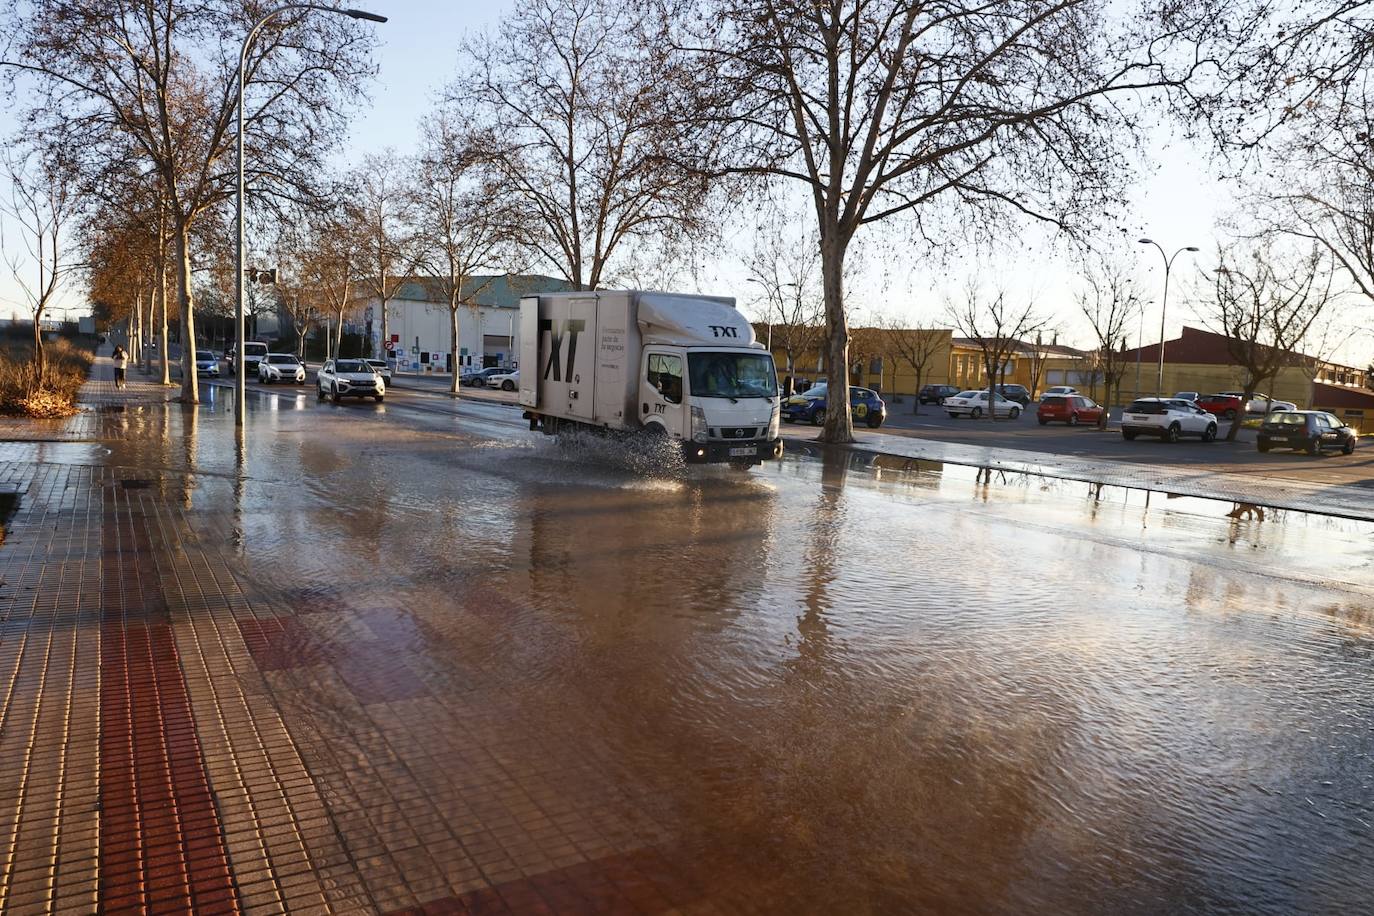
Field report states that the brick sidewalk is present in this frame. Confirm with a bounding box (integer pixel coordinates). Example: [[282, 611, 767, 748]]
[[0, 348, 715, 913]]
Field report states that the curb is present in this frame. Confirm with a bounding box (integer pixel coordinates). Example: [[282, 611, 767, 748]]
[[781, 433, 1374, 524]]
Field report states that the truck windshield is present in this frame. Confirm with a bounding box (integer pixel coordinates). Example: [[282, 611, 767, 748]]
[[688, 352, 777, 399]]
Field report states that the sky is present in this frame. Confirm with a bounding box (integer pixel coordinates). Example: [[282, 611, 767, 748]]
[[6, 0, 1357, 363]]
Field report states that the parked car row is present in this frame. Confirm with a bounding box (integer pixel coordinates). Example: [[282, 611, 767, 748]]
[[460, 366, 518, 388]]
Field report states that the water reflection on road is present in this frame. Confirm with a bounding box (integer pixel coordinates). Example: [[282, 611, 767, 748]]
[[111, 395, 1374, 911]]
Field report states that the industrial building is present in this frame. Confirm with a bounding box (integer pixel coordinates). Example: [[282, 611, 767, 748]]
[[351, 274, 572, 375]]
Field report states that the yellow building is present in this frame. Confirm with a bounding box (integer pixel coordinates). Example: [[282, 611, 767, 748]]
[[1120, 326, 1374, 430], [761, 325, 1090, 400]]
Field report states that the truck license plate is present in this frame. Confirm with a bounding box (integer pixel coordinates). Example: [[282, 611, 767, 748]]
[[728, 446, 757, 457]]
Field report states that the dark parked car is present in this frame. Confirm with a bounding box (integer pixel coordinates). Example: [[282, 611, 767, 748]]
[[461, 366, 508, 387], [996, 383, 1032, 406], [781, 386, 886, 428], [919, 384, 961, 404], [1257, 411, 1356, 455]]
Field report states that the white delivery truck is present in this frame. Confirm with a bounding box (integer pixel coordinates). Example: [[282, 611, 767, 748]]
[[519, 291, 783, 466]]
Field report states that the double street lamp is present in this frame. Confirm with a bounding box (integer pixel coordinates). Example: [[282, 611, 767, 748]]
[[1138, 238, 1199, 397], [235, 4, 387, 429]]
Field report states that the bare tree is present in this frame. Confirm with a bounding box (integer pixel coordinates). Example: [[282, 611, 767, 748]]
[[1076, 257, 1143, 425], [743, 205, 823, 389], [1024, 335, 1055, 403], [453, 0, 711, 292], [1, 145, 79, 386], [305, 203, 364, 359], [272, 226, 323, 360], [678, 0, 1222, 443], [411, 116, 515, 393], [946, 286, 1044, 421], [875, 316, 947, 414], [1251, 98, 1374, 308], [7, 0, 378, 402], [350, 150, 420, 361], [1206, 244, 1338, 441]]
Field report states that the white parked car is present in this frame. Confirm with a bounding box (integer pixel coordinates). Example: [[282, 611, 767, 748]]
[[944, 389, 1022, 419], [487, 368, 520, 391], [317, 358, 385, 403], [1173, 391, 1200, 403], [258, 353, 305, 384], [365, 359, 393, 385], [1121, 397, 1218, 442], [1220, 391, 1298, 414], [1040, 385, 1079, 400]]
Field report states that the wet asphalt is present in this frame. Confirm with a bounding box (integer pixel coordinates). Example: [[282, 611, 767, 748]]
[[64, 376, 1374, 912]]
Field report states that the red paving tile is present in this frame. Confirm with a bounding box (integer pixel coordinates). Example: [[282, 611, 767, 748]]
[[99, 487, 241, 914]]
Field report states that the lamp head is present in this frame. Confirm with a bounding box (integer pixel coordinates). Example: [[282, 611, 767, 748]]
[[1138, 238, 1153, 245], [344, 8, 387, 22], [1184, 246, 1199, 252]]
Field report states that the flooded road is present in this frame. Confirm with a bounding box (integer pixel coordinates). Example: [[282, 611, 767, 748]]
[[40, 386, 1374, 912]]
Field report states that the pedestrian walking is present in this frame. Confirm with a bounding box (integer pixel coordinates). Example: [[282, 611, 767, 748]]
[[112, 345, 128, 389]]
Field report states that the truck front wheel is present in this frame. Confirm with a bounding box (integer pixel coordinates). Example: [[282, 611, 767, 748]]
[[810, 408, 826, 426]]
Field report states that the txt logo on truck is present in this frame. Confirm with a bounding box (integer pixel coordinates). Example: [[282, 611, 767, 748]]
[[708, 325, 739, 339], [539, 318, 586, 382]]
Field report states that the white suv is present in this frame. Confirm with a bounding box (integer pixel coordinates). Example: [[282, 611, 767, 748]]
[[1121, 398, 1218, 443]]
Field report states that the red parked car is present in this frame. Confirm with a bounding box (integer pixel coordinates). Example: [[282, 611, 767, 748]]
[[1037, 394, 1105, 426], [1196, 393, 1243, 420]]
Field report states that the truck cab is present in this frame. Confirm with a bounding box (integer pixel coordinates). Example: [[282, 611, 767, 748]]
[[641, 346, 781, 463]]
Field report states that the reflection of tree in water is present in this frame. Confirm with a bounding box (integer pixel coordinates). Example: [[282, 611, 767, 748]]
[[791, 449, 847, 669]]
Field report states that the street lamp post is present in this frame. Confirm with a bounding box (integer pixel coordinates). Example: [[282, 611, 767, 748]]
[[235, 4, 387, 429], [744, 277, 799, 354], [1138, 239, 1199, 397]]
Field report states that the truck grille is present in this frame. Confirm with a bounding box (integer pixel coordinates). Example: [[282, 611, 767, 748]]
[[711, 427, 761, 440]]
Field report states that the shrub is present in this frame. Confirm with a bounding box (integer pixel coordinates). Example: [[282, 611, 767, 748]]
[[0, 339, 94, 418]]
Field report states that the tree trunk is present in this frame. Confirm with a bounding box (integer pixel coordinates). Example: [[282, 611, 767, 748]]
[[157, 260, 170, 385], [31, 306, 46, 388], [174, 222, 199, 403], [819, 234, 853, 443], [450, 305, 461, 394], [379, 289, 389, 362], [1226, 382, 1260, 442], [131, 291, 143, 367], [333, 309, 344, 357], [912, 368, 923, 414]]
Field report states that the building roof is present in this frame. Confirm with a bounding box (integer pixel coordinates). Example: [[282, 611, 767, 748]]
[[1312, 383, 1374, 411], [377, 274, 575, 309], [1120, 326, 1308, 367]]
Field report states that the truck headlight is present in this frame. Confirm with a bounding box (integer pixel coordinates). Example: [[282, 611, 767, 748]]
[[691, 406, 708, 442], [768, 401, 780, 438]]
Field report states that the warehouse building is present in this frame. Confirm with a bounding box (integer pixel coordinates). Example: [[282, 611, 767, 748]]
[[353, 274, 573, 375]]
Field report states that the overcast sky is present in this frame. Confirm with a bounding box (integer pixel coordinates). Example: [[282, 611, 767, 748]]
[[7, 0, 1358, 362]]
